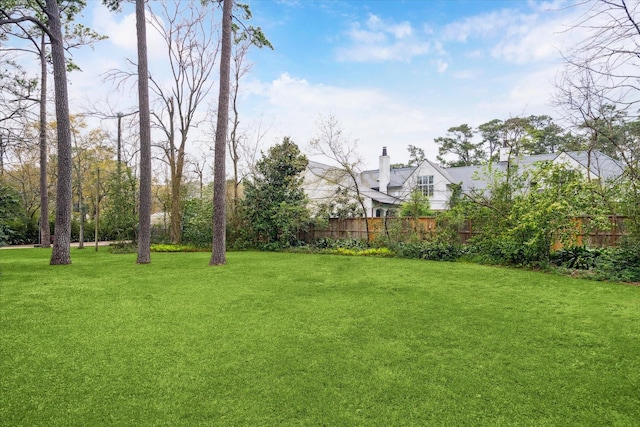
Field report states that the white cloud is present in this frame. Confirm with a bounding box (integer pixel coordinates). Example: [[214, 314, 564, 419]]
[[490, 13, 568, 64], [508, 67, 558, 107], [336, 13, 429, 62], [435, 59, 449, 73], [441, 3, 583, 65], [452, 70, 477, 80], [442, 9, 517, 42], [240, 73, 443, 165], [91, 3, 166, 61]]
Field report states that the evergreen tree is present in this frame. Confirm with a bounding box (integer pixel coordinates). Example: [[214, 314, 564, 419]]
[[239, 137, 309, 248]]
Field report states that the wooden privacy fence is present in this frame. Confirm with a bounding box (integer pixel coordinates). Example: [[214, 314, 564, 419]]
[[301, 216, 629, 248], [552, 216, 627, 249], [300, 217, 437, 243]]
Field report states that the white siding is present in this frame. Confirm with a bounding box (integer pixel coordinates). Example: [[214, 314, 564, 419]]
[[406, 163, 452, 211]]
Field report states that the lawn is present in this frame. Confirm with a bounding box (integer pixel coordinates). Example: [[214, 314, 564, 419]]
[[1, 249, 639, 426]]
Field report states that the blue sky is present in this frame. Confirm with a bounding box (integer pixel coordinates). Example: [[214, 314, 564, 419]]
[[65, 0, 586, 171]]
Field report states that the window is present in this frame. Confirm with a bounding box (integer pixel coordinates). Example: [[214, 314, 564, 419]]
[[417, 175, 434, 197]]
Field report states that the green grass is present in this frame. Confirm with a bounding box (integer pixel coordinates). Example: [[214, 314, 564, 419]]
[[1, 249, 639, 426]]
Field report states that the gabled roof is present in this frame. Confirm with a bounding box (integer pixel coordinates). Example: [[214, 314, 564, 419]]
[[360, 165, 417, 190], [358, 187, 403, 205], [307, 150, 625, 205], [442, 150, 624, 193], [422, 158, 457, 184], [306, 160, 403, 206], [444, 165, 484, 193], [562, 151, 624, 181], [360, 158, 461, 191]]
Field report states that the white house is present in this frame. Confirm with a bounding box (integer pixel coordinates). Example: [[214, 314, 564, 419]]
[[304, 147, 624, 218]]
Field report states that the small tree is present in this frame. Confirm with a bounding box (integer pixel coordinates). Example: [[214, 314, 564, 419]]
[[400, 190, 432, 219], [238, 137, 309, 248], [308, 114, 370, 237], [389, 189, 433, 243], [101, 166, 137, 242]]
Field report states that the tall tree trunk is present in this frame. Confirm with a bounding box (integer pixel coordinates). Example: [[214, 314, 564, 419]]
[[136, 0, 152, 264], [47, 0, 72, 265], [77, 168, 84, 249], [210, 0, 232, 266], [39, 32, 50, 248], [167, 97, 183, 245], [0, 135, 4, 176], [230, 66, 240, 218], [170, 163, 183, 244]]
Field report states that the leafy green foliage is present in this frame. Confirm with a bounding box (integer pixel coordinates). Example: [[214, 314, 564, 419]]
[[180, 194, 213, 248], [399, 190, 432, 218], [322, 247, 394, 257], [435, 124, 485, 167], [460, 162, 610, 266], [550, 246, 603, 270], [313, 187, 363, 221], [232, 2, 273, 50], [393, 241, 464, 261], [311, 237, 369, 251], [0, 183, 22, 245], [101, 169, 137, 242], [108, 241, 136, 254], [406, 144, 425, 166], [150, 243, 207, 252], [239, 137, 310, 249], [595, 240, 640, 282]]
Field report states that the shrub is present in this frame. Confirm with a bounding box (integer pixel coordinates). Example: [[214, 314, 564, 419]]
[[550, 246, 603, 270], [150, 244, 207, 253], [324, 247, 394, 257], [181, 197, 213, 248], [311, 238, 369, 251], [595, 240, 640, 282], [394, 241, 464, 262]]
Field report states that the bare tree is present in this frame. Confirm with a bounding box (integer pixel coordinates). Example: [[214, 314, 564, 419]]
[[228, 33, 252, 216], [556, 0, 640, 233], [146, 0, 219, 244], [308, 114, 371, 237], [190, 154, 207, 200], [561, 0, 640, 109]]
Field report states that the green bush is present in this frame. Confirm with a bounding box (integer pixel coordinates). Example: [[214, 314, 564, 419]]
[[150, 244, 208, 253], [312, 238, 369, 251], [595, 240, 640, 282], [324, 247, 395, 257], [181, 197, 213, 248], [550, 246, 603, 270], [394, 241, 464, 262]]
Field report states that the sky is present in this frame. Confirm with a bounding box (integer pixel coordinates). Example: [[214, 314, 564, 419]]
[[59, 0, 590, 173]]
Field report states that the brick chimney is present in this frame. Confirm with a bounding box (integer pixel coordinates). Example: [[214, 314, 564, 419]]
[[379, 146, 390, 194]]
